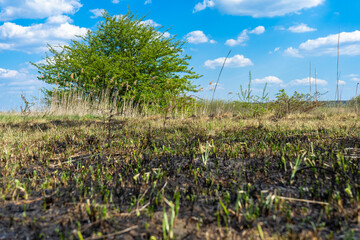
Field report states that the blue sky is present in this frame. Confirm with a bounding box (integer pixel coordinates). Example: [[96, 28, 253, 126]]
[[1, 0, 359, 110]]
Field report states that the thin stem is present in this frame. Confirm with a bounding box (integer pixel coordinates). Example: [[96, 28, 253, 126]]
[[211, 50, 231, 104]]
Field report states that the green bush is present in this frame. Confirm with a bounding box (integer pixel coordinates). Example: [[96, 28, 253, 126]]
[[272, 89, 321, 118], [348, 95, 360, 112], [32, 11, 201, 108]]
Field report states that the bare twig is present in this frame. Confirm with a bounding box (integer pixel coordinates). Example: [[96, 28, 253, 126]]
[[84, 225, 138, 240], [276, 196, 329, 206]]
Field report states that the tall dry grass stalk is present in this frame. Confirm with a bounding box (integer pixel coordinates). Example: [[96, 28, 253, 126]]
[[43, 88, 147, 117], [41, 88, 197, 118]]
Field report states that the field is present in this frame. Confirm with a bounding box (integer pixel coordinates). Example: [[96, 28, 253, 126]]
[[0, 108, 359, 239]]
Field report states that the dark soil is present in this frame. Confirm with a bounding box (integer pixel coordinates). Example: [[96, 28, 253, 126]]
[[0, 117, 359, 239]]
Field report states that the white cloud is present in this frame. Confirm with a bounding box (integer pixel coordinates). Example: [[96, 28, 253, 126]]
[[193, 0, 325, 17], [204, 54, 253, 69], [0, 43, 13, 50], [112, 0, 120, 3], [338, 80, 346, 85], [253, 76, 283, 85], [0, 68, 22, 78], [141, 19, 160, 27], [299, 31, 360, 50], [286, 30, 360, 57], [333, 44, 360, 56], [288, 23, 317, 33], [193, 0, 215, 13], [0, 20, 88, 53], [225, 39, 241, 47], [46, 15, 73, 24], [185, 30, 215, 44], [269, 47, 280, 54], [144, 0, 152, 4], [162, 32, 171, 38], [346, 74, 360, 82], [225, 30, 249, 46], [225, 26, 264, 47], [289, 77, 328, 86], [0, 0, 82, 21], [8, 79, 40, 86], [249, 26, 265, 35], [90, 9, 105, 19], [115, 16, 166, 37], [284, 47, 303, 58], [0, 67, 42, 93]]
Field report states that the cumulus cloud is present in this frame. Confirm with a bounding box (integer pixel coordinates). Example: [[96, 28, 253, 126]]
[[299, 31, 360, 50], [185, 30, 216, 44], [288, 77, 328, 86], [204, 54, 253, 69], [141, 19, 161, 27], [144, 0, 152, 4], [286, 30, 360, 57], [225, 26, 265, 47], [193, 0, 215, 13], [253, 76, 283, 85], [0, 19, 88, 53], [284, 47, 303, 58], [0, 0, 82, 21], [193, 0, 325, 17], [0, 68, 22, 79], [249, 26, 265, 35], [46, 15, 73, 24], [336, 44, 360, 56], [338, 80, 346, 85], [140, 19, 170, 38], [112, 0, 120, 3], [225, 30, 248, 47], [90, 9, 105, 19], [288, 23, 317, 33]]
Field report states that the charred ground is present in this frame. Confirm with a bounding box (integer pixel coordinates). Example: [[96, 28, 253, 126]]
[[0, 114, 359, 239]]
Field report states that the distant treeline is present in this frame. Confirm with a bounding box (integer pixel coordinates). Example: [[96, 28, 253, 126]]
[[321, 100, 350, 106]]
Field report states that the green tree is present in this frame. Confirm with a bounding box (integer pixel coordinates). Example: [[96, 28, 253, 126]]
[[32, 11, 201, 106]]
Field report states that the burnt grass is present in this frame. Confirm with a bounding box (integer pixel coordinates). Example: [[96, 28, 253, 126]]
[[0, 115, 359, 239]]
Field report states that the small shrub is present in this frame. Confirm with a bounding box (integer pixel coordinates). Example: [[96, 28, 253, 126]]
[[272, 89, 322, 118]]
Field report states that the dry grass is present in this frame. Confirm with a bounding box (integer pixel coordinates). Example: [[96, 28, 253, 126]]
[[0, 107, 359, 239]]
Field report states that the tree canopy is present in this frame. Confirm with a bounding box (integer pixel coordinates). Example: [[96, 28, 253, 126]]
[[33, 11, 201, 106]]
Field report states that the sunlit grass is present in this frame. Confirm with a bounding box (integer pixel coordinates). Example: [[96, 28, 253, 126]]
[[0, 103, 359, 238]]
